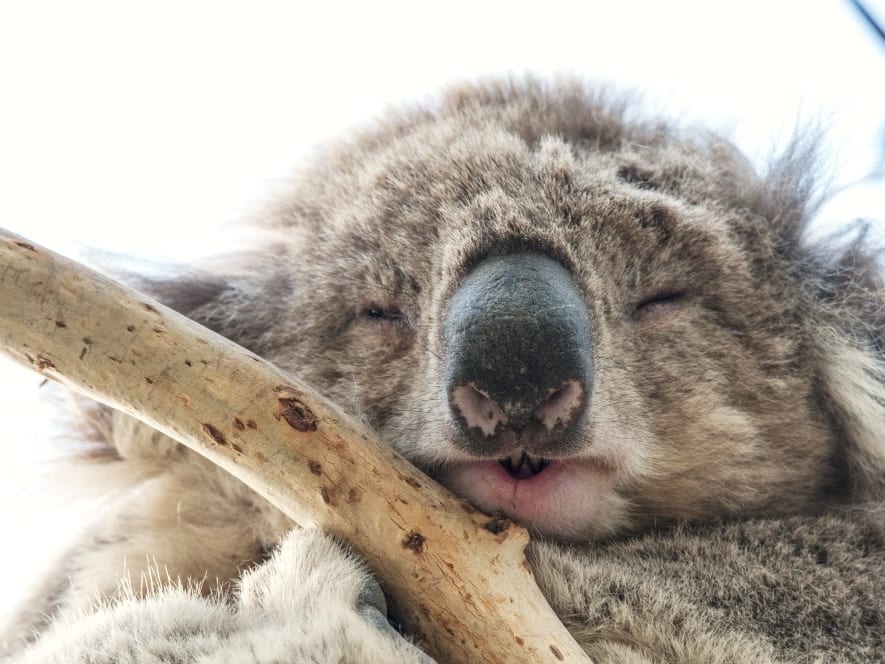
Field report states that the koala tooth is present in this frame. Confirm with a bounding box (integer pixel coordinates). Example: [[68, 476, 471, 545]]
[[501, 451, 524, 469], [526, 454, 547, 474], [499, 451, 536, 477], [499, 451, 550, 478]]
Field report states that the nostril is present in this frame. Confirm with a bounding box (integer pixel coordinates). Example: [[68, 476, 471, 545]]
[[451, 383, 508, 438], [534, 380, 585, 431]]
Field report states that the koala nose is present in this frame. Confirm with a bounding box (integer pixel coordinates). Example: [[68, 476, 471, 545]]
[[443, 252, 592, 457]]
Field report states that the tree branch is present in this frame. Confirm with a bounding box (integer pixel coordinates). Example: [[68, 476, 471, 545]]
[[0, 229, 590, 664]]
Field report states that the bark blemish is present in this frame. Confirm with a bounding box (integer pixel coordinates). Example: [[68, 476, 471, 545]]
[[36, 355, 54, 371], [54, 320, 66, 328], [402, 530, 426, 554], [202, 423, 227, 445], [550, 644, 564, 661], [233, 418, 245, 431], [346, 488, 362, 504], [483, 513, 512, 535], [308, 460, 323, 475], [142, 303, 159, 314], [14, 241, 36, 252], [275, 397, 318, 432], [400, 474, 421, 489]]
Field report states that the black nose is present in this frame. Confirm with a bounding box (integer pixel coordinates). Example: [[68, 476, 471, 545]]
[[443, 252, 592, 457]]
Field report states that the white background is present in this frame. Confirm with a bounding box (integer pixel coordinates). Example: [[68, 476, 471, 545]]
[[1, 0, 883, 630]]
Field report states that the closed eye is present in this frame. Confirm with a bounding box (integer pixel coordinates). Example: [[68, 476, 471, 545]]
[[361, 305, 407, 324], [358, 303, 415, 348], [633, 291, 687, 320]]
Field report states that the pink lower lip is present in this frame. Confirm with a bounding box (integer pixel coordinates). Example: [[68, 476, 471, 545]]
[[480, 460, 567, 493], [450, 460, 572, 515], [435, 456, 617, 538]]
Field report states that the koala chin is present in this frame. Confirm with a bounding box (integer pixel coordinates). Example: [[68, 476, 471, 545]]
[[4, 78, 884, 663]]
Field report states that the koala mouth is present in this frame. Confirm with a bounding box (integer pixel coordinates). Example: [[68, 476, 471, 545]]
[[499, 451, 549, 479]]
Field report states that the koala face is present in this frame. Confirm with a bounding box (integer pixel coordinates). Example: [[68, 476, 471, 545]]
[[220, 81, 847, 541]]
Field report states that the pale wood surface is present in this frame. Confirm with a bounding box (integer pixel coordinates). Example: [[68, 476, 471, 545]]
[[0, 229, 590, 663]]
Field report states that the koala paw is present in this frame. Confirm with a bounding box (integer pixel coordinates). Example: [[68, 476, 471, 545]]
[[237, 527, 436, 663], [16, 528, 435, 663]]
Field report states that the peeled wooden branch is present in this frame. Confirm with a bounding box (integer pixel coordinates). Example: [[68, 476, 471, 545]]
[[0, 229, 590, 664]]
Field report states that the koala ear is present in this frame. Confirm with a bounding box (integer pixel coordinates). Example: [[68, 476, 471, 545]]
[[135, 269, 229, 319], [811, 235, 885, 532], [819, 331, 885, 515], [119, 246, 294, 357], [755, 134, 823, 247]]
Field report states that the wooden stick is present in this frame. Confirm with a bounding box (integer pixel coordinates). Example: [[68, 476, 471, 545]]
[[0, 229, 590, 664]]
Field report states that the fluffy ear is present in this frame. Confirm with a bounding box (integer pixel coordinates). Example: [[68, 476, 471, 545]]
[[113, 242, 294, 356], [818, 331, 885, 521], [750, 133, 824, 249], [810, 228, 885, 533], [753, 136, 884, 530]]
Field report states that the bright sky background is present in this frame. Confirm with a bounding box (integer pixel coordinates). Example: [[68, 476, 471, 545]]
[[1, 0, 883, 630]]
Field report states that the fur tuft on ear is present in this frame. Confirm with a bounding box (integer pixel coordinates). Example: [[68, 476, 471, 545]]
[[108, 238, 296, 358], [751, 132, 825, 249], [818, 331, 885, 529], [807, 225, 885, 535]]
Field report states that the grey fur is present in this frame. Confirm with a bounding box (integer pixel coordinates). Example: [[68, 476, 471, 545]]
[[2, 77, 883, 662]]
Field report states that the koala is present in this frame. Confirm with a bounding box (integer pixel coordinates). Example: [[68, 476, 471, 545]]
[[2, 78, 884, 663]]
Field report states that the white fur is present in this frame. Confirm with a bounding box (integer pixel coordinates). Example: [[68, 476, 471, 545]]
[[819, 329, 885, 510], [10, 529, 431, 663]]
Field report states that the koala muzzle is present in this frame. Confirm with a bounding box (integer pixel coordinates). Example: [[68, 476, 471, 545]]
[[444, 252, 592, 458]]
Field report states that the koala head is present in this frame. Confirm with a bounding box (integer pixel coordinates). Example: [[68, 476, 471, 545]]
[[167, 79, 884, 542]]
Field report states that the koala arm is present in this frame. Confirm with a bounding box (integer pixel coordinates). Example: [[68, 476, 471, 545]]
[[11, 529, 433, 664], [530, 513, 883, 664], [9, 512, 880, 664]]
